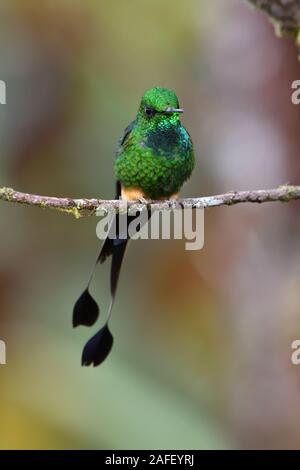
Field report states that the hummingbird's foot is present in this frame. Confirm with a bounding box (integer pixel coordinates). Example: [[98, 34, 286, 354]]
[[138, 197, 149, 205], [170, 199, 181, 210]]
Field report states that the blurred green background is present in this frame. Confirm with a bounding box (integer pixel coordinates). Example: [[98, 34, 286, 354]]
[[1, 0, 300, 450]]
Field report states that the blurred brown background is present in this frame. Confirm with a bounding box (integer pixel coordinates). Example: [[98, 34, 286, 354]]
[[0, 0, 300, 450]]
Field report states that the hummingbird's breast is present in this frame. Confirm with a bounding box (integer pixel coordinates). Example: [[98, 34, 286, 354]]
[[115, 123, 194, 199], [145, 126, 188, 158]]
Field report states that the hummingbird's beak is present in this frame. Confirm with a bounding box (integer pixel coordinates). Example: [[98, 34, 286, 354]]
[[164, 107, 184, 114]]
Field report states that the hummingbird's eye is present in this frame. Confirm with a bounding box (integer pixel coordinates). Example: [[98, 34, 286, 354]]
[[144, 106, 156, 118]]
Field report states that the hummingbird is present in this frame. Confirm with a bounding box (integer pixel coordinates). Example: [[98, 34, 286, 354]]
[[73, 87, 195, 366]]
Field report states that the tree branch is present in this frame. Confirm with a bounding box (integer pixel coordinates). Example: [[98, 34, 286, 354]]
[[246, 0, 300, 40], [0, 185, 300, 218]]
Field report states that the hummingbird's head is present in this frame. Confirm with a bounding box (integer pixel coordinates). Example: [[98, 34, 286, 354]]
[[137, 87, 183, 128]]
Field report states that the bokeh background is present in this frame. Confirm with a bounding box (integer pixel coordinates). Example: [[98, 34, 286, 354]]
[[0, 0, 300, 450]]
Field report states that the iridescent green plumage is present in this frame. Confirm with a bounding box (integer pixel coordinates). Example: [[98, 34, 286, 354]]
[[74, 87, 196, 367], [115, 87, 195, 199]]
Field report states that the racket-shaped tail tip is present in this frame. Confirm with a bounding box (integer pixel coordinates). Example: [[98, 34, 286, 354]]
[[73, 288, 99, 328], [81, 324, 114, 367]]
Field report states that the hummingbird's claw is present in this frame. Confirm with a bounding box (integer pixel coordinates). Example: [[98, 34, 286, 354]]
[[138, 197, 149, 205]]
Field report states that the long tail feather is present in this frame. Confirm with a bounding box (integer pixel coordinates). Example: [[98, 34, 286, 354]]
[[73, 288, 99, 327], [97, 235, 115, 264], [72, 214, 117, 328], [81, 323, 113, 366], [110, 239, 129, 297], [78, 208, 149, 367]]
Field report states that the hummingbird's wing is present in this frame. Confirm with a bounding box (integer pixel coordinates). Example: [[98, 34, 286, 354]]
[[115, 120, 136, 157]]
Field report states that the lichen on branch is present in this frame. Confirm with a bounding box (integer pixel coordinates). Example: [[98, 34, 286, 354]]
[[246, 0, 300, 55]]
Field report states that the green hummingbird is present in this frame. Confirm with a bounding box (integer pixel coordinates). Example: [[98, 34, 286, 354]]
[[73, 87, 195, 366]]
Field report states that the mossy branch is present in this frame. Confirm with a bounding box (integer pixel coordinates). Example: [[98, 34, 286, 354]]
[[0, 185, 300, 218], [246, 0, 300, 46]]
